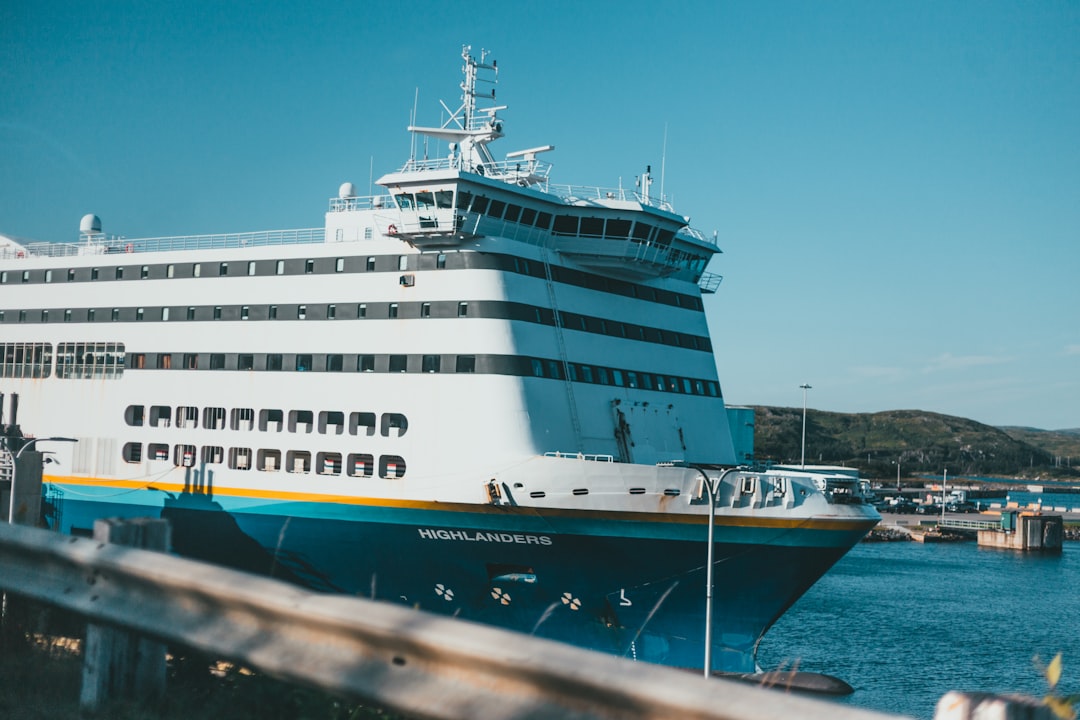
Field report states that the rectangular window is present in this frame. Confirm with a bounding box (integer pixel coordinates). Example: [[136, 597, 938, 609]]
[[45, 269, 53, 282], [318, 411, 346, 434], [167, 264, 175, 278], [456, 355, 476, 373], [327, 304, 336, 319], [156, 353, 171, 369], [288, 409, 314, 433], [248, 261, 257, 276], [349, 412, 377, 436], [140, 265, 150, 279], [176, 406, 198, 428], [92, 268, 100, 280], [580, 366, 593, 383], [193, 263, 201, 278], [111, 308, 119, 321], [327, 354, 343, 371], [230, 407, 255, 431], [389, 354, 407, 372], [420, 303, 430, 318], [296, 354, 312, 371], [305, 259, 315, 274], [388, 304, 398, 318], [115, 267, 124, 280], [457, 302, 468, 317], [213, 306, 222, 320], [335, 258, 345, 272], [64, 309, 72, 322], [316, 451, 342, 475], [187, 306, 196, 320], [346, 452, 374, 477], [298, 305, 307, 319], [398, 256, 408, 271], [219, 262, 228, 276], [422, 355, 440, 373], [366, 257, 375, 271], [201, 446, 224, 464], [210, 353, 225, 369], [241, 306, 250, 320], [238, 354, 254, 370], [204, 406, 226, 429], [358, 303, 367, 318], [268, 305, 278, 319], [267, 353, 282, 370], [229, 447, 252, 470], [286, 450, 312, 474], [276, 260, 285, 275], [67, 269, 75, 282], [136, 308, 144, 321], [162, 307, 170, 321], [436, 254, 446, 269], [358, 354, 375, 372], [258, 449, 281, 472], [259, 408, 284, 432], [88, 309, 96, 322], [488, 199, 506, 218], [149, 405, 172, 428]]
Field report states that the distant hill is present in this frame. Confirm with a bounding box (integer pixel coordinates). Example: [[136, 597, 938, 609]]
[[748, 407, 1080, 481]]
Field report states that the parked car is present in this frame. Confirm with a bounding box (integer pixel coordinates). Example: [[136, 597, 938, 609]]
[[882, 499, 917, 514], [946, 501, 978, 513], [915, 503, 940, 515]]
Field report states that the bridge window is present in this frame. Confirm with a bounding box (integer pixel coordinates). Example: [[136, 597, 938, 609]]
[[503, 204, 521, 223], [488, 199, 506, 218], [605, 218, 632, 238], [579, 217, 603, 237], [631, 222, 653, 242], [553, 215, 579, 236], [471, 196, 489, 214]]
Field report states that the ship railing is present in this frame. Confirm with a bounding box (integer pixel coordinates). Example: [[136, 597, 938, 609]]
[[547, 183, 677, 213], [397, 157, 554, 187], [7, 228, 327, 258], [328, 195, 397, 212], [544, 451, 615, 462]]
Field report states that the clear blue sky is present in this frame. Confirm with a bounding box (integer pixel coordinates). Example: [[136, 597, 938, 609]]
[[3, 1, 1078, 430]]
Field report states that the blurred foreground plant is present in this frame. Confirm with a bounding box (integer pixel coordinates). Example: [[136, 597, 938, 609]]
[[1037, 653, 1078, 720]]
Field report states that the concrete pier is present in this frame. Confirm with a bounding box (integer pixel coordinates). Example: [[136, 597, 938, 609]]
[[977, 512, 1063, 553]]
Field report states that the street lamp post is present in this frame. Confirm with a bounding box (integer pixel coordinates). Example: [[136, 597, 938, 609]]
[[701, 466, 738, 678], [799, 384, 812, 468], [5, 437, 78, 525], [941, 468, 947, 526]]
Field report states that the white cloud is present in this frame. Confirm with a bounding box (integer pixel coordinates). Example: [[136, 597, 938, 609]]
[[922, 352, 1011, 373], [1064, 344, 1080, 356]]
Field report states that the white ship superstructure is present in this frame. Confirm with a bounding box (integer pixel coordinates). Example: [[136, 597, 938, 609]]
[[0, 46, 877, 674]]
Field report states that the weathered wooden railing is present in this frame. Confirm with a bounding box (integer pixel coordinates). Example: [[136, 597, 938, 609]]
[[0, 522, 1057, 719]]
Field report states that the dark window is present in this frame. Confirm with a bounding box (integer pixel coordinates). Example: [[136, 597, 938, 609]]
[[456, 355, 475, 373], [305, 259, 315, 274], [579, 217, 604, 237], [388, 304, 398, 318], [213, 306, 222, 320], [187, 306, 196, 320], [219, 262, 228, 276], [267, 354, 282, 370], [457, 302, 468, 317], [520, 207, 537, 225], [210, 354, 225, 369], [605, 218, 632, 238], [296, 354, 312, 371], [553, 215, 579, 235], [366, 257, 376, 271], [422, 355, 440, 373], [347, 453, 374, 477], [503, 204, 521, 223], [327, 354, 343, 371], [535, 211, 553, 229], [268, 305, 278, 319], [389, 355, 407, 372], [632, 222, 653, 241], [488, 200, 506, 217], [420, 303, 430, 318], [358, 355, 374, 372], [436, 254, 446, 269], [115, 267, 124, 280], [471, 196, 489, 214], [238, 354, 254, 370], [358, 303, 367, 318], [327, 304, 336, 319], [456, 190, 473, 209]]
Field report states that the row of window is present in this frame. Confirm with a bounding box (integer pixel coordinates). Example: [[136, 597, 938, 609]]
[[0, 251, 704, 311], [121, 351, 722, 397], [0, 344, 722, 397], [1, 342, 53, 378], [126, 405, 408, 437], [121, 442, 406, 478], [0, 300, 711, 353], [450, 189, 679, 246]]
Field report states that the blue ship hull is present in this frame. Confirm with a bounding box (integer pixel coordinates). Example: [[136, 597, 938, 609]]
[[45, 482, 873, 673]]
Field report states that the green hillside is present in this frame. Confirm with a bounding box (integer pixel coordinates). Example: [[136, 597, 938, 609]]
[[748, 406, 1080, 481]]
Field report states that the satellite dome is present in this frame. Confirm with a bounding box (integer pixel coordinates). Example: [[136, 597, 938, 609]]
[[80, 214, 102, 234], [338, 182, 357, 199]]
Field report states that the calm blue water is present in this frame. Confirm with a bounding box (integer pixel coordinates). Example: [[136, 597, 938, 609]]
[[757, 541, 1079, 719]]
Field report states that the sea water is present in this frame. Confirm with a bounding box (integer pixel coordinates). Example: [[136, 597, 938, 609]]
[[756, 541, 1080, 719]]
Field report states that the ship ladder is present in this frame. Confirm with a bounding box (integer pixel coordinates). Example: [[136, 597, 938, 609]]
[[540, 247, 583, 450]]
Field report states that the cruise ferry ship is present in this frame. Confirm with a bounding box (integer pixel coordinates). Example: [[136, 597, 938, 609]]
[[0, 46, 878, 674]]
